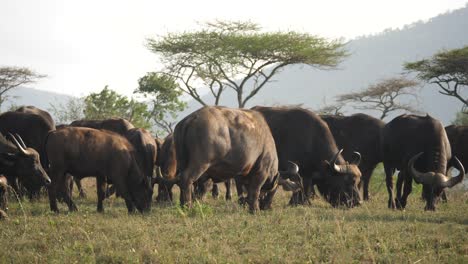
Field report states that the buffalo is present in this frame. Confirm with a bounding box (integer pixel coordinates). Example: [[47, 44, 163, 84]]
[[321, 113, 385, 200], [382, 114, 464, 211], [0, 108, 55, 197], [252, 106, 362, 208], [445, 125, 468, 172], [45, 127, 153, 213], [171, 106, 301, 212], [0, 133, 51, 197]]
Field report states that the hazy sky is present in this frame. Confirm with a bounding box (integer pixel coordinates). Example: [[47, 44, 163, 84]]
[[1, 0, 467, 97]]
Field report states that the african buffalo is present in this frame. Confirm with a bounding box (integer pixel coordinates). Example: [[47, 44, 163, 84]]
[[445, 125, 468, 173], [321, 113, 385, 200], [45, 127, 153, 213], [252, 106, 362, 208], [383, 114, 464, 211], [171, 106, 301, 212], [16, 105, 55, 129], [0, 109, 55, 197], [0, 133, 51, 197]]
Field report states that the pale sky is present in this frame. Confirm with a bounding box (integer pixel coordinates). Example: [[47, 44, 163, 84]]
[[1, 0, 467, 97]]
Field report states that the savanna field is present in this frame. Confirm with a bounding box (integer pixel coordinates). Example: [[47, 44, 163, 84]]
[[1, 167, 467, 263]]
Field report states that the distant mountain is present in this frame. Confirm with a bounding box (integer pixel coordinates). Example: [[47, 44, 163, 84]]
[[180, 6, 468, 125], [1, 87, 73, 117]]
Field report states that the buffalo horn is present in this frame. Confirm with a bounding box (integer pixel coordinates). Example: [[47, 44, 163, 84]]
[[409, 152, 434, 184], [351, 151, 361, 166], [15, 133, 27, 149], [440, 156, 465, 188], [287, 161, 299, 174], [332, 149, 347, 174], [8, 133, 29, 156]]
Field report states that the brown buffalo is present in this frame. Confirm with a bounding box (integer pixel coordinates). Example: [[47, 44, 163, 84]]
[[383, 114, 464, 211], [321, 113, 385, 200], [0, 109, 55, 197], [252, 106, 362, 208], [445, 125, 468, 172], [171, 106, 301, 212], [0, 133, 51, 197], [45, 127, 153, 213]]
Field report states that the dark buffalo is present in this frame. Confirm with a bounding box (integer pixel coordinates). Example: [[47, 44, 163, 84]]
[[383, 114, 464, 211], [126, 128, 158, 179], [252, 106, 362, 208], [445, 125, 468, 172], [16, 105, 55, 129], [0, 133, 51, 197], [171, 106, 301, 212], [70, 118, 135, 135], [321, 113, 385, 200], [0, 109, 55, 197], [45, 127, 153, 213]]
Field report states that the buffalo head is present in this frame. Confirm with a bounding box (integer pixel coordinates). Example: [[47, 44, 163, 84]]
[[317, 149, 362, 208], [0, 133, 51, 188], [409, 152, 464, 210]]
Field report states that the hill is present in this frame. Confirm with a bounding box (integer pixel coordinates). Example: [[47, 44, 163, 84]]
[[1, 87, 73, 115], [180, 6, 468, 124]]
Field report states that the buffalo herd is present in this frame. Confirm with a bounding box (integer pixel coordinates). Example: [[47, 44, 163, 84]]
[[0, 105, 466, 218]]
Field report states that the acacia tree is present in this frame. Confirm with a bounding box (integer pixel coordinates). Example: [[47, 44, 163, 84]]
[[316, 102, 345, 116], [146, 20, 347, 108], [405, 46, 468, 112], [0, 66, 45, 109], [336, 77, 420, 120], [135, 72, 186, 135]]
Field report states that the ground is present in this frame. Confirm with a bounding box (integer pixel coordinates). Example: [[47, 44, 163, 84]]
[[0, 167, 467, 263]]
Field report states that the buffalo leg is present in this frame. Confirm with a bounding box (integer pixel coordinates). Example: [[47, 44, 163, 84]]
[[359, 165, 376, 201], [179, 166, 206, 209], [62, 174, 77, 212], [225, 179, 232, 201], [211, 183, 219, 199], [399, 170, 412, 209], [260, 188, 277, 210], [156, 183, 173, 203], [395, 171, 405, 209], [247, 177, 264, 213], [75, 177, 87, 198], [384, 164, 396, 209], [96, 176, 107, 213], [125, 198, 135, 213], [235, 177, 246, 205]]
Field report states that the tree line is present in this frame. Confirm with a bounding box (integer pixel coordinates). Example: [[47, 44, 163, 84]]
[[1, 21, 467, 130]]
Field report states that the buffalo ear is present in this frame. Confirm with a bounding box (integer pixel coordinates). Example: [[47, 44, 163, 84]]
[[0, 153, 17, 166]]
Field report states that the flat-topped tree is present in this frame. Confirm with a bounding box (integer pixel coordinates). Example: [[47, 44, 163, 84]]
[[404, 45, 468, 112], [336, 77, 420, 120], [0, 67, 45, 110], [146, 20, 347, 108]]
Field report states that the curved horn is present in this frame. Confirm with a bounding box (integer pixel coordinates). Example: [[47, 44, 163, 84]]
[[351, 151, 361, 166], [15, 134, 27, 149], [287, 161, 299, 174], [440, 156, 465, 188], [331, 149, 347, 174], [408, 152, 434, 184], [8, 133, 28, 155]]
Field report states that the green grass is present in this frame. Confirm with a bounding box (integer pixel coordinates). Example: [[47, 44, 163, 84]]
[[1, 166, 467, 263]]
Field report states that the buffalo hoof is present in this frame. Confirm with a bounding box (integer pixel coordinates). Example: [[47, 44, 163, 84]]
[[238, 196, 247, 206]]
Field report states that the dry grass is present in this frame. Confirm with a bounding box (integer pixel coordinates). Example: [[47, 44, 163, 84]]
[[0, 167, 467, 263]]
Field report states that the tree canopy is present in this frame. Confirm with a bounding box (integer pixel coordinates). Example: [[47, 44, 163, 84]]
[[135, 72, 186, 135], [404, 45, 468, 112], [0, 66, 45, 110], [84, 86, 151, 129], [146, 20, 348, 108], [336, 77, 420, 120]]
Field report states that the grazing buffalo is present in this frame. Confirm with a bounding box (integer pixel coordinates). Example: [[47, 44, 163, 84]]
[[70, 118, 135, 135], [0, 109, 55, 197], [382, 114, 464, 211], [252, 106, 362, 208], [445, 125, 468, 172], [171, 106, 301, 212], [45, 127, 153, 213], [0, 175, 8, 212], [126, 128, 158, 179], [321, 114, 385, 200], [0, 133, 51, 197], [155, 134, 233, 203]]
